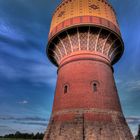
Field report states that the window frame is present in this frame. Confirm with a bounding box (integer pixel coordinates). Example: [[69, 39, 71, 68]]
[[91, 80, 100, 93], [63, 83, 69, 94]]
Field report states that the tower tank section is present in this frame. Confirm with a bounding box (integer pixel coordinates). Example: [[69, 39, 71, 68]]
[[47, 0, 124, 67]]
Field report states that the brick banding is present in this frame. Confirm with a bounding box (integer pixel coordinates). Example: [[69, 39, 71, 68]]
[[58, 55, 113, 72], [48, 16, 121, 40], [52, 108, 123, 118]]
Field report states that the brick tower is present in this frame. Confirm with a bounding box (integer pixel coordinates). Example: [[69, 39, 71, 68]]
[[135, 125, 140, 140], [44, 0, 134, 139]]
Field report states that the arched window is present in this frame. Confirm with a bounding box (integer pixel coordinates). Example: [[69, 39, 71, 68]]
[[64, 85, 68, 94], [91, 81, 99, 93], [93, 83, 97, 92]]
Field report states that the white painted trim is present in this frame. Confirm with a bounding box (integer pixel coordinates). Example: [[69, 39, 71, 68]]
[[58, 36, 67, 55], [95, 28, 102, 51], [52, 42, 62, 58], [109, 44, 121, 58], [102, 33, 111, 53], [77, 27, 81, 50], [66, 31, 73, 52], [107, 38, 118, 56], [87, 26, 90, 50], [48, 48, 60, 62]]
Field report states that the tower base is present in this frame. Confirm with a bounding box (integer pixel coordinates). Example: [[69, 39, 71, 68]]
[[44, 113, 134, 140]]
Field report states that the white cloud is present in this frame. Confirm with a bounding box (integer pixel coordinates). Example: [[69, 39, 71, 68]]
[[115, 78, 140, 92], [125, 80, 140, 92], [115, 78, 122, 84], [126, 116, 140, 136], [25, 64, 57, 86], [126, 116, 140, 123], [18, 100, 28, 104], [0, 19, 25, 41]]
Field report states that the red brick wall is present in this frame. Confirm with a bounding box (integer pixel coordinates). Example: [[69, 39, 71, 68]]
[[43, 53, 134, 140], [52, 53, 122, 119]]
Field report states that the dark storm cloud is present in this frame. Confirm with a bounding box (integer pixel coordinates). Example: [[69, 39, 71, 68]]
[[0, 1, 57, 135], [126, 116, 140, 125], [0, 0, 54, 63], [0, 34, 41, 53], [0, 0, 53, 25], [0, 115, 48, 122], [0, 52, 56, 85], [14, 121, 48, 126], [0, 0, 58, 89], [0, 115, 49, 129]]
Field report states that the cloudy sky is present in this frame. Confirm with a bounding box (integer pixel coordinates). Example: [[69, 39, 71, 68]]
[[0, 0, 140, 137]]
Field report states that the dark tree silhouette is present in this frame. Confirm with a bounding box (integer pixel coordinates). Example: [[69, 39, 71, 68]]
[[0, 131, 44, 139]]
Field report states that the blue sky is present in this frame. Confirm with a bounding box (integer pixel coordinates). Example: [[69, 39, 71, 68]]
[[0, 0, 140, 136]]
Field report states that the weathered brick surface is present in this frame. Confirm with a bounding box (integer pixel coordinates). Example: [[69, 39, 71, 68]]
[[53, 55, 122, 113], [43, 54, 134, 140], [44, 113, 133, 140]]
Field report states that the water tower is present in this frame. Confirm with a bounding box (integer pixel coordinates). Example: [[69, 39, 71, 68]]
[[44, 0, 134, 139]]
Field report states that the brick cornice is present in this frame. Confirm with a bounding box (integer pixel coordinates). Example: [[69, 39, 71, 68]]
[[48, 16, 121, 41], [52, 108, 123, 118]]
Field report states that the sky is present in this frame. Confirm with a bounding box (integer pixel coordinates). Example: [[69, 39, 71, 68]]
[[0, 0, 140, 137]]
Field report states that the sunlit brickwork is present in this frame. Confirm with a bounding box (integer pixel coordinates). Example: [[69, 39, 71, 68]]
[[44, 0, 134, 139]]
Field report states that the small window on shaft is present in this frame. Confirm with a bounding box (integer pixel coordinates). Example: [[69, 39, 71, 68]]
[[64, 85, 68, 94], [93, 83, 97, 92]]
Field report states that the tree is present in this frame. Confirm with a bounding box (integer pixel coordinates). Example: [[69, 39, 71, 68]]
[[2, 131, 44, 139]]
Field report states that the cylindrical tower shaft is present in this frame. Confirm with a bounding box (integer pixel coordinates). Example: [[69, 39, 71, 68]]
[[44, 53, 133, 140]]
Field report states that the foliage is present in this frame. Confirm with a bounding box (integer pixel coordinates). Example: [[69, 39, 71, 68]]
[[0, 131, 43, 139]]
